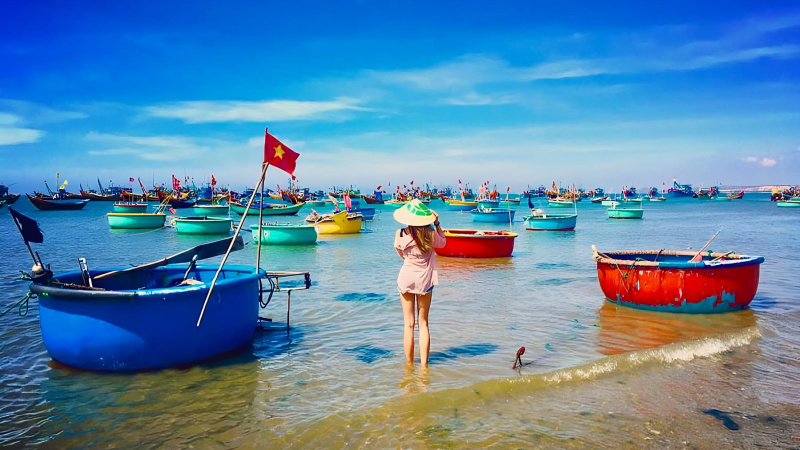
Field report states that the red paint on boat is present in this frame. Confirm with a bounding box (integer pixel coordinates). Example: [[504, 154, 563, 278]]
[[435, 229, 517, 258]]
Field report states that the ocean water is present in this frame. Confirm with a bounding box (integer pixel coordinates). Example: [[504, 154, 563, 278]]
[[1, 194, 799, 448]]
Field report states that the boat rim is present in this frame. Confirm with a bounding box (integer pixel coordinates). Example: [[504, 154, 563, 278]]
[[594, 249, 764, 269]]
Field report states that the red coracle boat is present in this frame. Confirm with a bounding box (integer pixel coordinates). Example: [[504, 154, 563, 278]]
[[593, 248, 764, 313], [434, 229, 517, 258]]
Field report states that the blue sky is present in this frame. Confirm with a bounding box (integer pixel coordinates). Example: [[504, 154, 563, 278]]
[[1, 1, 798, 193]]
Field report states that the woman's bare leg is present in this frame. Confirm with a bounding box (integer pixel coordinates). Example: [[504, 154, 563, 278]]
[[400, 292, 417, 365], [416, 291, 432, 367]]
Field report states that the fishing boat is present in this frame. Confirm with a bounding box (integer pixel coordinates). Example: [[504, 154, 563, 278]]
[[712, 195, 732, 202], [434, 229, 517, 258], [173, 216, 233, 234], [523, 210, 577, 231], [107, 212, 167, 229], [728, 190, 745, 200], [649, 196, 667, 201], [112, 202, 149, 213], [0, 184, 20, 204], [667, 179, 695, 198], [192, 204, 230, 216], [250, 223, 318, 245], [230, 201, 304, 216], [593, 247, 764, 313], [548, 197, 574, 208], [27, 193, 89, 211], [470, 207, 515, 223], [607, 202, 644, 219], [591, 196, 610, 204], [445, 199, 478, 211], [776, 198, 800, 208], [306, 210, 363, 234], [0, 200, 4, 210]]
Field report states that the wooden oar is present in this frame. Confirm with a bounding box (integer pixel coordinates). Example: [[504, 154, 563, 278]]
[[94, 235, 244, 280], [689, 230, 721, 263]]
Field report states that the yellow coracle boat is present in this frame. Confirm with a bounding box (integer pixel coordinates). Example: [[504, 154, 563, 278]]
[[305, 210, 363, 234]]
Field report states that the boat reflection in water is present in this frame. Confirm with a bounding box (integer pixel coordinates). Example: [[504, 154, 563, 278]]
[[594, 301, 757, 356]]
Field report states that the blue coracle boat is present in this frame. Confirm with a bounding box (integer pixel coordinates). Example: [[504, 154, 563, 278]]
[[470, 208, 515, 223], [30, 264, 264, 371]]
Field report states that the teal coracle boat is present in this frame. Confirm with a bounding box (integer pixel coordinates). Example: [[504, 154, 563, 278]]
[[192, 204, 230, 216], [477, 200, 500, 209], [776, 199, 800, 208], [173, 217, 232, 234], [250, 223, 318, 245], [107, 212, 166, 229], [112, 202, 148, 213], [607, 203, 644, 219], [230, 201, 304, 216], [523, 212, 577, 231], [548, 198, 574, 208]]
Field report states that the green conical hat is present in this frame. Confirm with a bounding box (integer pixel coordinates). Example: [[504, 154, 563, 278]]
[[393, 199, 436, 226]]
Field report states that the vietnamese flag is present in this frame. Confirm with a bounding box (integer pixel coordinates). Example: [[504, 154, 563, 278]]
[[264, 128, 300, 176]]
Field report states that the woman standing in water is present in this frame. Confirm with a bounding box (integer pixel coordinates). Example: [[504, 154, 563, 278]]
[[393, 200, 446, 367]]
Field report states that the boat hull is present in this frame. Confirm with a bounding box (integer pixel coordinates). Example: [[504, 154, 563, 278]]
[[113, 203, 149, 213], [27, 194, 89, 211], [470, 209, 515, 223], [192, 205, 230, 216], [230, 202, 304, 216], [608, 208, 644, 219], [173, 217, 232, 234], [548, 200, 574, 208], [446, 200, 477, 211], [30, 265, 263, 371], [595, 250, 764, 313], [307, 211, 363, 234], [251, 224, 318, 245], [777, 201, 800, 208], [434, 229, 517, 258], [107, 213, 166, 229], [523, 213, 577, 231]]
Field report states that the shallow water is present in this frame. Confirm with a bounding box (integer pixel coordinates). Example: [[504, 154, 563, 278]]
[[1, 194, 799, 447]]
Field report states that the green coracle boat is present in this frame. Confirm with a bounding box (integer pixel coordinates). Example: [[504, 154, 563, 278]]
[[173, 216, 233, 234], [607, 203, 644, 219], [112, 202, 149, 213], [107, 212, 166, 229], [250, 223, 318, 245], [192, 204, 230, 216]]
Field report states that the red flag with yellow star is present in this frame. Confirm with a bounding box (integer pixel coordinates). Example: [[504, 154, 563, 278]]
[[264, 128, 300, 176]]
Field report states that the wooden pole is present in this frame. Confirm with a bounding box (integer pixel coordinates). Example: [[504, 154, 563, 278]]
[[197, 162, 270, 327], [690, 230, 721, 263]]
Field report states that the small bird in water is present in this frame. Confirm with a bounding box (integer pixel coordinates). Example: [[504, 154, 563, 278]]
[[512, 346, 526, 369]]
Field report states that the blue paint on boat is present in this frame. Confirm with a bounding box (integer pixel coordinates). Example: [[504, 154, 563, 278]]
[[31, 264, 264, 371]]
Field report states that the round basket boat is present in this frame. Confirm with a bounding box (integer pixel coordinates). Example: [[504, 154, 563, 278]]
[[593, 249, 764, 313], [250, 223, 318, 245], [434, 229, 517, 258]]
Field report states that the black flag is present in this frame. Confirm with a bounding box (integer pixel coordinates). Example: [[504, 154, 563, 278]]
[[9, 207, 44, 244], [527, 195, 535, 210]]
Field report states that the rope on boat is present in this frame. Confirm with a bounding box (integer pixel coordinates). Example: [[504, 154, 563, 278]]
[[0, 292, 32, 319]]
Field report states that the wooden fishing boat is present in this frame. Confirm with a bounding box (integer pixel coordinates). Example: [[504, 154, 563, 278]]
[[27, 193, 89, 211], [776, 198, 800, 208], [728, 190, 745, 200], [434, 229, 517, 258], [192, 204, 230, 216], [470, 207, 515, 223], [306, 210, 363, 234], [548, 197, 574, 208], [607, 203, 643, 219], [523, 211, 577, 231], [445, 199, 477, 211], [230, 201, 304, 216], [173, 216, 232, 234], [251, 223, 318, 245], [591, 196, 610, 204], [107, 212, 167, 229], [0, 184, 20, 204], [593, 248, 764, 313], [649, 196, 667, 201], [113, 202, 149, 213]]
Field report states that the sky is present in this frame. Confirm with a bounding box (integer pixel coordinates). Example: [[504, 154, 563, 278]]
[[1, 0, 799, 194]]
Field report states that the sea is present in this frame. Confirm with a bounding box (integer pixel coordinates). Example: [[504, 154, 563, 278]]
[[1, 194, 799, 448]]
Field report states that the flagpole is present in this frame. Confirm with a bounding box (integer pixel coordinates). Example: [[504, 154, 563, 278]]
[[256, 165, 266, 272], [197, 162, 270, 327], [9, 209, 38, 265]]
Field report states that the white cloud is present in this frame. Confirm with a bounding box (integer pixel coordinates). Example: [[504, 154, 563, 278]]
[[146, 97, 369, 124], [745, 156, 758, 162], [86, 132, 212, 161], [0, 112, 20, 125], [761, 157, 776, 167], [0, 127, 43, 145], [0, 99, 87, 124]]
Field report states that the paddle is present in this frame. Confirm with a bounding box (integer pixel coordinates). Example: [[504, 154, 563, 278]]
[[689, 230, 721, 263], [94, 235, 244, 280]]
